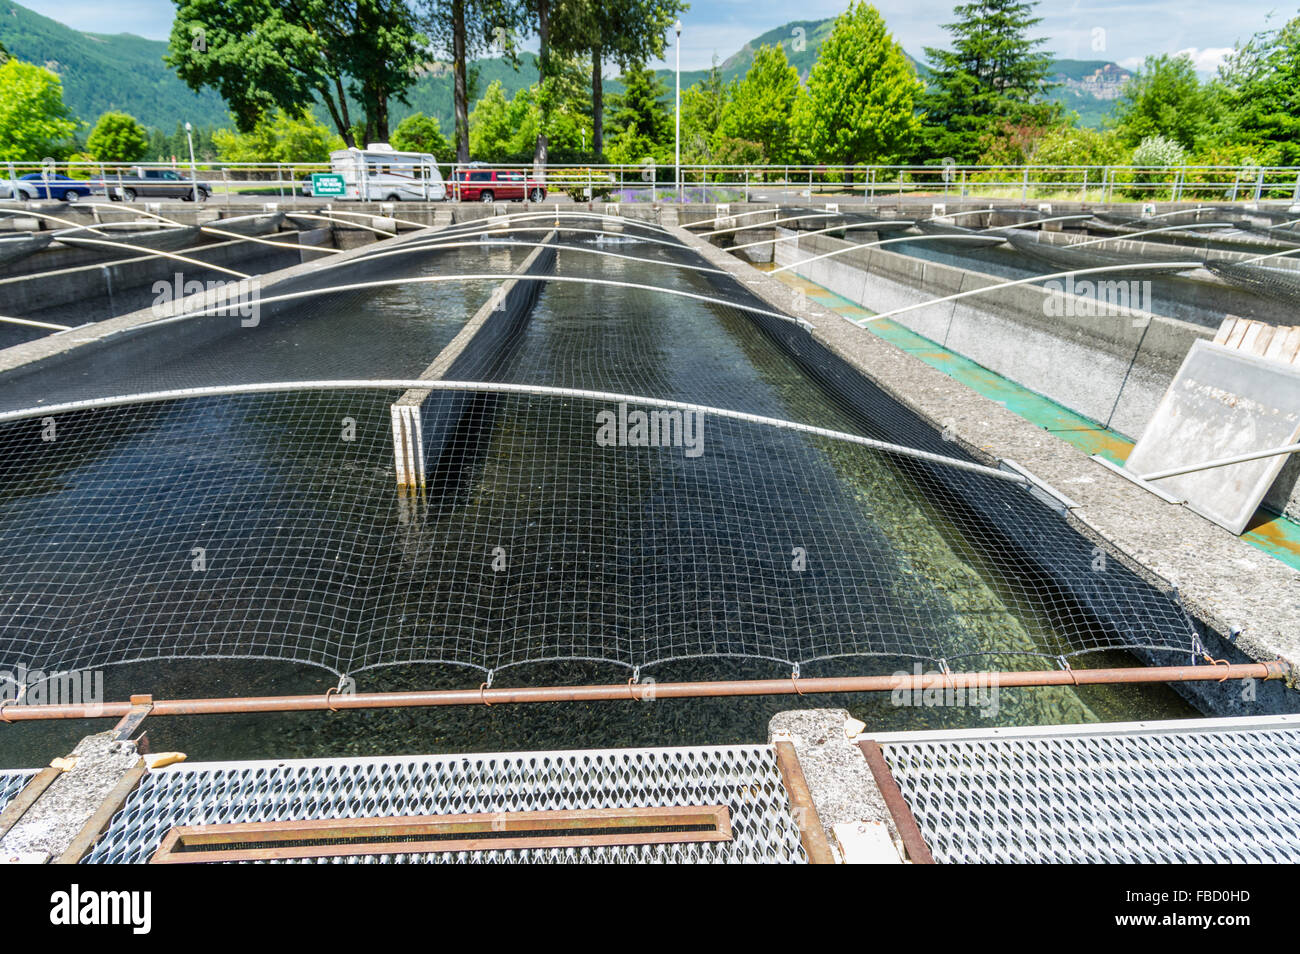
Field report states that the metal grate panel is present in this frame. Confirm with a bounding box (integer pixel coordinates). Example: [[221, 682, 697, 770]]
[[0, 769, 35, 817], [83, 745, 807, 864], [878, 715, 1300, 863]]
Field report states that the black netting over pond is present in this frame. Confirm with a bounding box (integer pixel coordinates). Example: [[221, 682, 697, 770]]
[[0, 216, 1206, 686], [1206, 259, 1300, 303], [0, 382, 1200, 681]]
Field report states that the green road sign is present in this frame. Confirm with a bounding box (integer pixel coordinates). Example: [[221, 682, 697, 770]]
[[311, 173, 347, 197]]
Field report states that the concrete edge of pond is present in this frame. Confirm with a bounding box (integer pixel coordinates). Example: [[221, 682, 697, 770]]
[[672, 218, 1300, 705], [0, 218, 450, 380]]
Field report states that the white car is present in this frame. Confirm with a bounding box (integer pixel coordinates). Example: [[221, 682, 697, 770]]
[[0, 179, 39, 200]]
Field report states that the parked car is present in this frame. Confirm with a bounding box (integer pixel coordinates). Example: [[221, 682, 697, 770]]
[[449, 168, 547, 203], [0, 179, 39, 200], [19, 172, 94, 200], [104, 168, 212, 202]]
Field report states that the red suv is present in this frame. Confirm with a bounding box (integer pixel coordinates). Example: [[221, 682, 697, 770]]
[[450, 168, 547, 202]]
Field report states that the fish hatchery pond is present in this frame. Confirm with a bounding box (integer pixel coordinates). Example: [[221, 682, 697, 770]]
[[0, 229, 1197, 767]]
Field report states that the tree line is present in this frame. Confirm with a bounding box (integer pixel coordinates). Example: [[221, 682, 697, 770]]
[[1, 0, 1297, 177]]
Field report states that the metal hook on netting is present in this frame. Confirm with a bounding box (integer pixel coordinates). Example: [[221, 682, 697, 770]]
[[324, 674, 353, 712], [1055, 655, 1080, 686], [1201, 654, 1234, 682], [1168, 585, 1211, 663], [479, 670, 495, 706], [791, 662, 805, 695], [627, 666, 641, 701], [0, 680, 27, 723], [936, 658, 957, 693]]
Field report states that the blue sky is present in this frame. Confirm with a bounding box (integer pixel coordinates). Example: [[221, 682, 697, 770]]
[[17, 0, 1291, 74]]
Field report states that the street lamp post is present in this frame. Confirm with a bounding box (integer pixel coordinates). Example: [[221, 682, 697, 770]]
[[674, 19, 682, 205], [184, 121, 199, 202]]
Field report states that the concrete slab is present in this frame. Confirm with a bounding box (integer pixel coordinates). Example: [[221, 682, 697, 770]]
[[768, 708, 897, 859], [0, 732, 141, 861]]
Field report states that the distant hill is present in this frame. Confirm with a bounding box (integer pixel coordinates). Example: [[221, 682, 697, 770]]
[[0, 2, 1130, 137], [648, 17, 1129, 130], [0, 0, 229, 130]]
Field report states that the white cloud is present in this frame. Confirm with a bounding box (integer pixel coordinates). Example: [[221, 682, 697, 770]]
[[1175, 46, 1234, 74]]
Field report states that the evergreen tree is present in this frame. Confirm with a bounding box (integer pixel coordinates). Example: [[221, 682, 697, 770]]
[[607, 63, 672, 162], [920, 0, 1056, 161]]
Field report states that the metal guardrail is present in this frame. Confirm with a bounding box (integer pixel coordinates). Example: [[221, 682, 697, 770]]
[[5, 160, 1300, 205]]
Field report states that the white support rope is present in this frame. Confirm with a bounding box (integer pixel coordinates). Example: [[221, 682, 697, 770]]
[[351, 222, 692, 253], [46, 234, 253, 280], [329, 238, 727, 275], [701, 212, 837, 237], [684, 207, 781, 229], [1239, 245, 1300, 265], [769, 232, 1019, 273], [1141, 442, 1300, 481], [305, 208, 445, 233], [980, 213, 1095, 232], [921, 207, 997, 222], [728, 221, 912, 253], [0, 378, 1030, 484], [286, 212, 397, 237], [433, 209, 675, 238], [433, 211, 675, 241], [1129, 206, 1216, 221], [1072, 222, 1235, 247], [0, 208, 110, 234], [79, 202, 342, 256], [122, 272, 814, 335], [861, 261, 1202, 324], [0, 313, 72, 330]]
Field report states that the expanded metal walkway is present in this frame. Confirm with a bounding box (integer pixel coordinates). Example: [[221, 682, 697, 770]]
[[875, 714, 1300, 864], [83, 745, 809, 864]]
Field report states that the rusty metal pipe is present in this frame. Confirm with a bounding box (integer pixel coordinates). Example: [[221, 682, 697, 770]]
[[0, 661, 1284, 722]]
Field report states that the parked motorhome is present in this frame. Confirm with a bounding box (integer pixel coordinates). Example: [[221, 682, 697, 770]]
[[323, 144, 446, 201]]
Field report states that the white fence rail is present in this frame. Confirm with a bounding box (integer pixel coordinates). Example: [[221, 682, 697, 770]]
[[5, 160, 1300, 205]]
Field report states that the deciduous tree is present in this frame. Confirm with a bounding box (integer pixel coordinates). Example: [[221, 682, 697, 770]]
[[167, 0, 425, 147], [793, 3, 922, 164], [1112, 54, 1213, 149], [86, 112, 150, 162], [717, 45, 800, 163], [0, 59, 78, 161]]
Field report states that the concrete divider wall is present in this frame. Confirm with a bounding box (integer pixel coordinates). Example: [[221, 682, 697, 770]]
[[775, 230, 1211, 438], [392, 232, 557, 479], [0, 233, 309, 315], [776, 229, 1300, 521]]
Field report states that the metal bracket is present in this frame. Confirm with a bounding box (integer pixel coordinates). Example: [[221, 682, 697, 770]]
[[1092, 454, 1186, 504], [112, 694, 154, 742], [999, 458, 1079, 515]]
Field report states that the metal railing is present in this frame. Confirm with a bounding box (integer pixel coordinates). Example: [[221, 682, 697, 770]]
[[5, 159, 1300, 205]]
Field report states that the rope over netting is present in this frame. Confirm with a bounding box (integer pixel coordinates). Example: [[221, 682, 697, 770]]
[[0, 380, 1200, 680], [0, 213, 1206, 686]]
